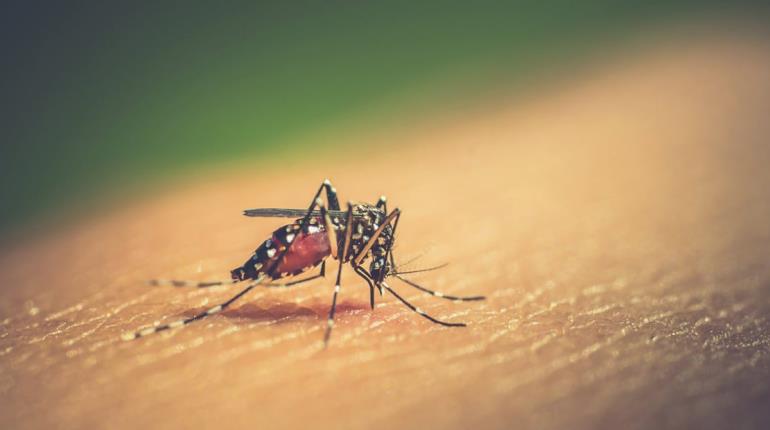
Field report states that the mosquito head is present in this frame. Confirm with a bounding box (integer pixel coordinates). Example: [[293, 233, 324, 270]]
[[387, 262, 449, 278]]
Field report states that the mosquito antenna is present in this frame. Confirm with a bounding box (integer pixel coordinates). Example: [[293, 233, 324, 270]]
[[395, 252, 428, 269], [392, 274, 485, 302], [392, 262, 449, 275]]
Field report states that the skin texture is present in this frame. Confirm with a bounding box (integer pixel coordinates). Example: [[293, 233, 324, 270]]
[[2, 32, 770, 430]]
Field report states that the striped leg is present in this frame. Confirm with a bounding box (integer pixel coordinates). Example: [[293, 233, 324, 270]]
[[323, 202, 354, 347], [392, 274, 486, 301], [379, 281, 467, 327], [317, 200, 340, 261], [372, 201, 483, 303], [358, 207, 401, 299], [124, 276, 266, 340], [265, 179, 339, 277], [148, 262, 335, 289], [375, 195, 387, 212], [353, 208, 400, 266], [148, 278, 240, 288], [263, 261, 326, 288], [374, 195, 396, 269], [373, 195, 389, 298], [354, 195, 382, 308], [375, 201, 482, 302], [323, 179, 341, 211], [353, 264, 378, 310], [385, 202, 399, 273], [127, 264, 328, 340], [127, 180, 342, 341]]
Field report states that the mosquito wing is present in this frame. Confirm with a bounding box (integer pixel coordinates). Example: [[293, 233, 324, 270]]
[[242, 208, 349, 218]]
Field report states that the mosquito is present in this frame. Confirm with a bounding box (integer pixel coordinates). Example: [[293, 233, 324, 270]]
[[125, 179, 485, 346]]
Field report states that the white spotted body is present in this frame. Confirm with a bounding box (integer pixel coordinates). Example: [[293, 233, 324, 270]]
[[127, 179, 483, 344], [344, 203, 394, 283], [231, 203, 392, 283], [232, 217, 331, 281]]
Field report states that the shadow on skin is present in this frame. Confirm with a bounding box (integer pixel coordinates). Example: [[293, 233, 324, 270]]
[[179, 300, 371, 324]]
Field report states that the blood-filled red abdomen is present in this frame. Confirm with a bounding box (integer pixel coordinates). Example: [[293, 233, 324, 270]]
[[272, 230, 331, 275]]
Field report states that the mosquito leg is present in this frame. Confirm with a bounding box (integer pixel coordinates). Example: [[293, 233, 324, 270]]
[[379, 281, 466, 327], [383, 206, 400, 296], [386, 207, 400, 270], [351, 208, 400, 298], [392, 274, 485, 301], [148, 278, 241, 288], [263, 273, 322, 288], [153, 180, 335, 287], [353, 208, 400, 266], [149, 240, 324, 290], [369, 205, 481, 302], [375, 195, 389, 295], [137, 263, 327, 340], [375, 195, 391, 274], [318, 201, 340, 261], [130, 180, 338, 340], [377, 205, 481, 301], [265, 179, 338, 277], [322, 179, 341, 211], [317, 180, 344, 260], [125, 276, 266, 340], [263, 261, 327, 288], [323, 202, 353, 347], [353, 265, 378, 310]]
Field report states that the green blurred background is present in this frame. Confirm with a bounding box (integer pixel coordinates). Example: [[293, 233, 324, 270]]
[[1, 1, 766, 240]]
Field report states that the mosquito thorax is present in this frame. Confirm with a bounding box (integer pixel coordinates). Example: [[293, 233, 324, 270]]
[[344, 203, 393, 265]]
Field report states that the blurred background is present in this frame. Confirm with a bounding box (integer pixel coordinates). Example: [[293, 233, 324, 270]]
[[2, 1, 767, 242]]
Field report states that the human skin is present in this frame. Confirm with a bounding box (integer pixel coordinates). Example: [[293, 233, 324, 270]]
[[2, 32, 770, 430]]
